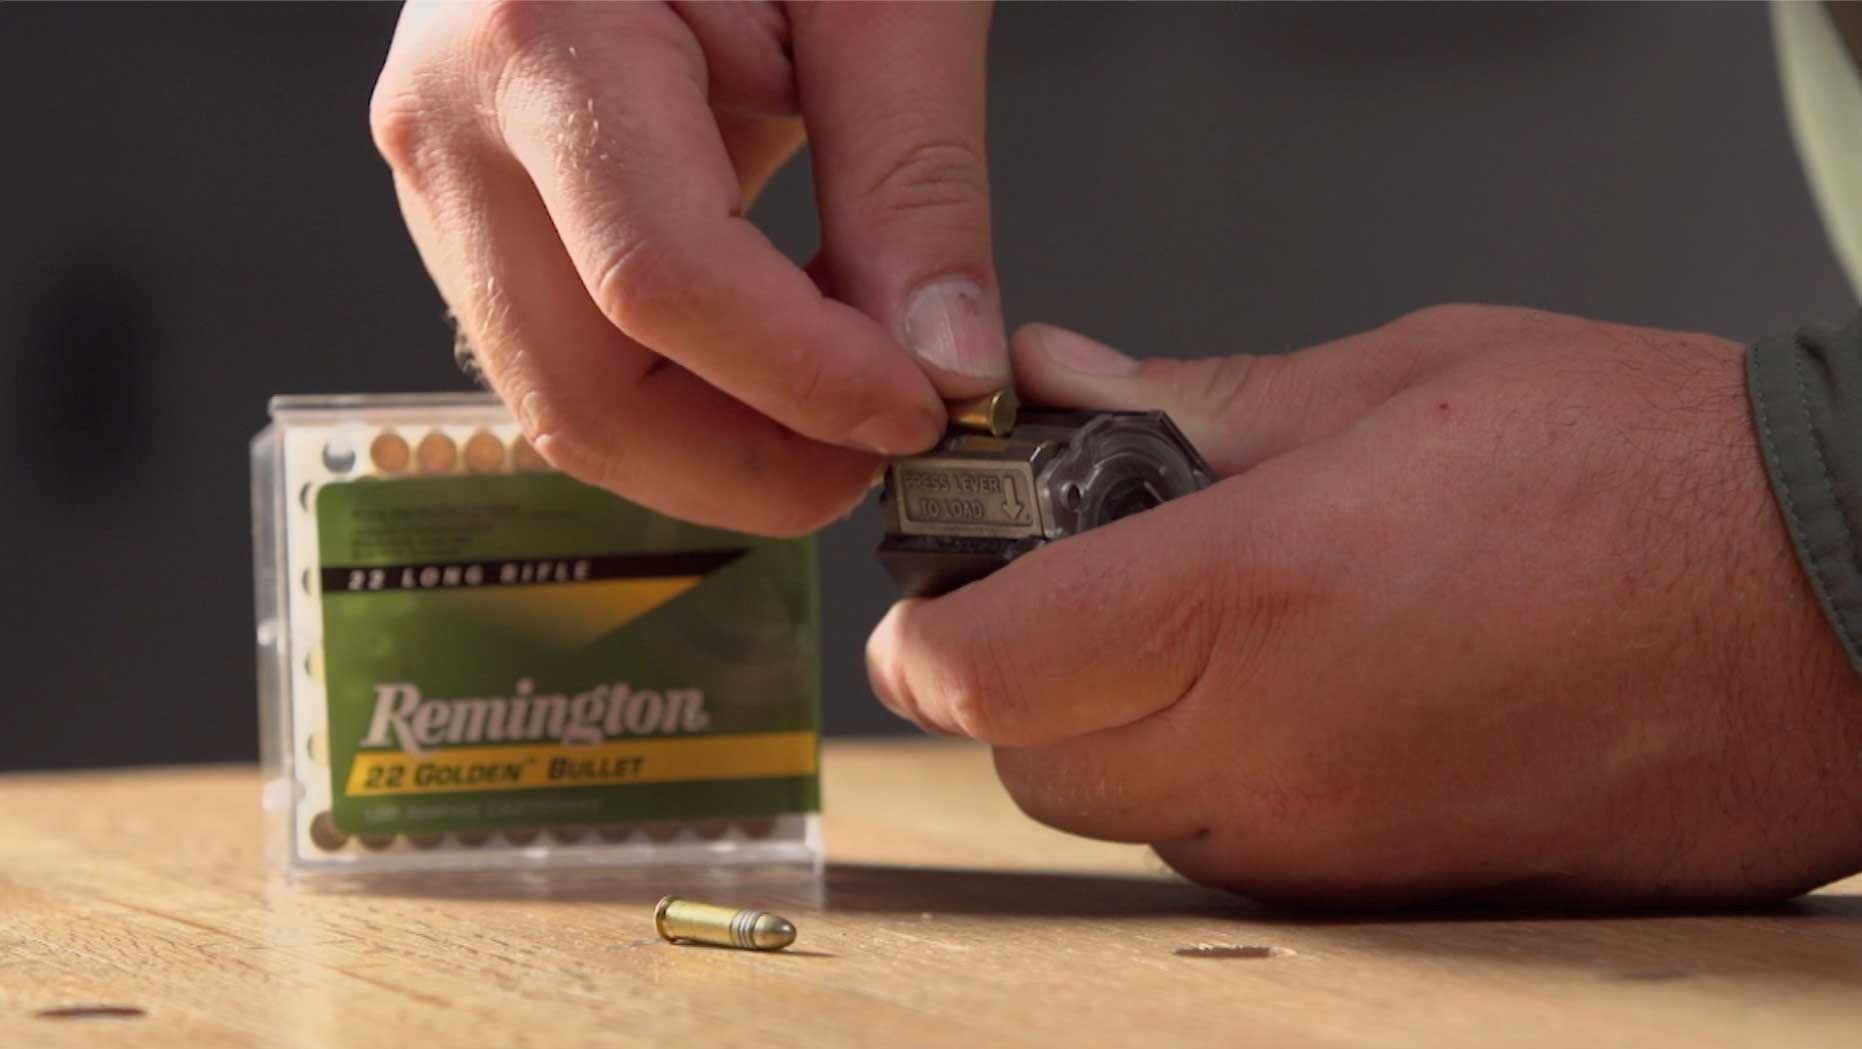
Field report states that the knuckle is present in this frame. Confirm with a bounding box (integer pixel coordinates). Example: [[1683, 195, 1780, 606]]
[[1382, 303, 1579, 364], [369, 3, 507, 188], [765, 346, 869, 432], [1386, 302, 1493, 334], [780, 355, 837, 423], [590, 235, 701, 338], [593, 244, 863, 434], [507, 382, 619, 489], [1172, 353, 1277, 421], [475, 0, 562, 69], [937, 632, 1018, 741], [367, 88, 437, 176], [939, 669, 995, 741], [1150, 565, 1227, 686], [863, 138, 991, 222]]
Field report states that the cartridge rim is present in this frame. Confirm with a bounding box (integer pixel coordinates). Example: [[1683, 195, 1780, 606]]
[[653, 895, 677, 940]]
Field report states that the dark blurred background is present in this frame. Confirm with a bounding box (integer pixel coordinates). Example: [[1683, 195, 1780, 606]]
[[1, 3, 1853, 770]]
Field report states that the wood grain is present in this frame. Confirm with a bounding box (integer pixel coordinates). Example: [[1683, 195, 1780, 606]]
[[2, 740, 1859, 1048]]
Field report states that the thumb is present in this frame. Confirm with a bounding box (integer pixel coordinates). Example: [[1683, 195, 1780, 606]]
[[1011, 322, 1440, 477], [793, 2, 1007, 396]]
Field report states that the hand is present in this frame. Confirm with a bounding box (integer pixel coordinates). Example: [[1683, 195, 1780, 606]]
[[371, 2, 1004, 534], [867, 305, 1862, 908]]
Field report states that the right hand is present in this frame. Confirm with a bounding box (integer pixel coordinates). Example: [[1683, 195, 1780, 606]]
[[869, 312, 1862, 908], [371, 2, 1005, 534]]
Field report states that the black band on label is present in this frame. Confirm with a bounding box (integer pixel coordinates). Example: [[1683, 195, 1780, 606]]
[[321, 550, 746, 593]]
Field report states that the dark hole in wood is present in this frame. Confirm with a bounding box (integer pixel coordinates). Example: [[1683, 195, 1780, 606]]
[[1608, 970, 1690, 983], [35, 1005, 147, 1021], [1174, 944, 1292, 960]]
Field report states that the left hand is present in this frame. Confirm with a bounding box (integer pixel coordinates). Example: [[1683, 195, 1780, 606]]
[[866, 305, 1862, 908], [371, 1, 1002, 536]]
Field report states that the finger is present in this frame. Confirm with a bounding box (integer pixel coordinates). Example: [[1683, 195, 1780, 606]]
[[794, 2, 1007, 395], [865, 478, 1278, 747], [1010, 316, 1462, 476], [988, 719, 1216, 845], [665, 3, 807, 204], [668, 1, 799, 116], [473, 2, 945, 455], [1150, 828, 1480, 909], [375, 105, 881, 536]]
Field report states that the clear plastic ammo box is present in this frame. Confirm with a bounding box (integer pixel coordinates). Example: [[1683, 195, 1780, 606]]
[[251, 393, 822, 884]]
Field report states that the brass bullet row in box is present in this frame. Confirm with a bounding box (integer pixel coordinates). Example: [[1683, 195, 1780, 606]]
[[292, 430, 549, 548], [304, 813, 786, 852], [360, 431, 552, 476]]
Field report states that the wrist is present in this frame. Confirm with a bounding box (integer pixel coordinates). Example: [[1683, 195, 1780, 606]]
[[1717, 357, 1862, 897]]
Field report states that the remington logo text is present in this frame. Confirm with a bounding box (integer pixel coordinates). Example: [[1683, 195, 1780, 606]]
[[361, 680, 711, 758]]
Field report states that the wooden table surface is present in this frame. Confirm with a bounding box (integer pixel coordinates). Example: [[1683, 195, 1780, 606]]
[[3, 740, 1860, 1048]]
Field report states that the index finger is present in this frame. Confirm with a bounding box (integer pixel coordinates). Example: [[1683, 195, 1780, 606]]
[[473, 2, 946, 455]]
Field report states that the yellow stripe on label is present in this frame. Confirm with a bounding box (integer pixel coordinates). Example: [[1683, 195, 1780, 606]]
[[343, 731, 818, 797]]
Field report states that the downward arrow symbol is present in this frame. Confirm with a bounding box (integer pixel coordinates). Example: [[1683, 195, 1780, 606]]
[[1002, 474, 1028, 522]]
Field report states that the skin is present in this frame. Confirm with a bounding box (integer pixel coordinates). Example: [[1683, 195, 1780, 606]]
[[371, 1, 1006, 536], [376, 3, 1862, 906], [868, 312, 1862, 907]]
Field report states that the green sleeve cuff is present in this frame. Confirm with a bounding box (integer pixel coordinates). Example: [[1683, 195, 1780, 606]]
[[1748, 311, 1862, 674]]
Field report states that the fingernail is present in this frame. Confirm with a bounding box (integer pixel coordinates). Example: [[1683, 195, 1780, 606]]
[[1037, 326, 1140, 377], [903, 278, 1009, 379]]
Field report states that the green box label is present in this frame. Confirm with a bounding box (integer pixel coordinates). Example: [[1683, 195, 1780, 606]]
[[314, 473, 819, 835]]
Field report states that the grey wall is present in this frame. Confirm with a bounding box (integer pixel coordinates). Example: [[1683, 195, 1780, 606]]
[[0, 3, 1852, 768]]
